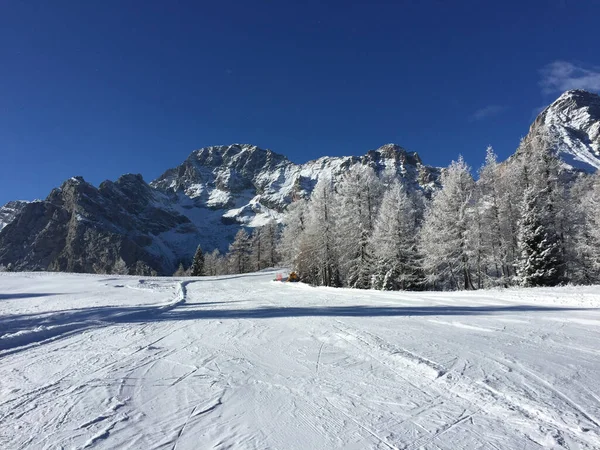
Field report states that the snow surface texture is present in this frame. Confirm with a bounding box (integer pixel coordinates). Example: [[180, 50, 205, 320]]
[[1, 272, 600, 449]]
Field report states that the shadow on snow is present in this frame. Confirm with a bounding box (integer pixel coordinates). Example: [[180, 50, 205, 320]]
[[1, 300, 594, 353]]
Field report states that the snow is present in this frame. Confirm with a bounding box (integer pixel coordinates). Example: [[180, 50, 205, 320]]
[[1, 272, 600, 449], [542, 91, 600, 173]]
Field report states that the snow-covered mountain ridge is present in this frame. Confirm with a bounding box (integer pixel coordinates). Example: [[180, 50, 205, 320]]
[[1, 89, 600, 275], [0, 200, 29, 232], [0, 143, 440, 274], [527, 89, 600, 172]]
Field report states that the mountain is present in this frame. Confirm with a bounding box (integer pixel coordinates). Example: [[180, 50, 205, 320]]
[[3, 90, 599, 275], [0, 144, 440, 274], [526, 89, 600, 172], [0, 201, 29, 232]]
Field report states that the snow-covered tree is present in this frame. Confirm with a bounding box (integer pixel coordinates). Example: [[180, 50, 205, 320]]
[[173, 263, 188, 276], [473, 147, 511, 287], [279, 199, 309, 268], [515, 134, 566, 286], [296, 177, 340, 286], [113, 257, 129, 275], [369, 180, 422, 290], [204, 249, 225, 276], [334, 165, 382, 289], [227, 229, 252, 274], [516, 187, 564, 286], [134, 261, 156, 276], [190, 245, 205, 276], [249, 221, 279, 271], [419, 157, 476, 290]]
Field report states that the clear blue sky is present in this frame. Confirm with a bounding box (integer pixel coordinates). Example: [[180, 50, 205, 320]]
[[2, 0, 600, 205]]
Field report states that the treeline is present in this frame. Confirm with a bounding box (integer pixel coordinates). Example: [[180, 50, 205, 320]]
[[278, 134, 600, 290], [174, 220, 280, 276], [179, 134, 600, 291]]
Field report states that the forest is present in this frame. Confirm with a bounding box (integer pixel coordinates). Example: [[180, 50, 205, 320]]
[[181, 134, 600, 291]]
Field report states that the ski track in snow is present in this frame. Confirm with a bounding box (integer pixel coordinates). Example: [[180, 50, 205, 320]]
[[1, 272, 600, 449]]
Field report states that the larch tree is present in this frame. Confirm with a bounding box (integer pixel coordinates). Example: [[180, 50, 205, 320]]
[[228, 229, 252, 274], [334, 165, 382, 289], [296, 177, 340, 286], [419, 157, 476, 290], [369, 180, 422, 290]]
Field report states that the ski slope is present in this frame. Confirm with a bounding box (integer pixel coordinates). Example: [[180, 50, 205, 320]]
[[1, 272, 600, 449]]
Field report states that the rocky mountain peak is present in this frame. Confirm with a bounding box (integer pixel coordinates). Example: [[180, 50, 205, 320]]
[[528, 89, 600, 172]]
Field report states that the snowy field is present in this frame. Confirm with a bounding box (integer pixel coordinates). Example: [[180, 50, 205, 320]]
[[1, 272, 600, 449]]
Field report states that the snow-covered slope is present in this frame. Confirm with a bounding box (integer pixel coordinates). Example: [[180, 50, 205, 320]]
[[151, 143, 440, 226], [528, 89, 600, 172], [1, 271, 599, 449]]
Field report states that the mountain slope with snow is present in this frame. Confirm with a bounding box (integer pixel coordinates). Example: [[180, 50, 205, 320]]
[[0, 200, 29, 232], [0, 143, 440, 274], [1, 271, 599, 449], [527, 89, 600, 172]]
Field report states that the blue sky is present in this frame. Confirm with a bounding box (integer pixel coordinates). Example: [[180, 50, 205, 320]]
[[1, 0, 600, 205]]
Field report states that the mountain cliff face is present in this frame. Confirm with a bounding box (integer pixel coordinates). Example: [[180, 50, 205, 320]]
[[526, 90, 600, 172], [0, 201, 29, 232], [0, 143, 440, 274]]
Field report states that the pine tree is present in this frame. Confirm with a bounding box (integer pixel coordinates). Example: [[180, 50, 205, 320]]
[[369, 181, 422, 290], [190, 245, 205, 276], [515, 134, 565, 286], [516, 188, 563, 286]]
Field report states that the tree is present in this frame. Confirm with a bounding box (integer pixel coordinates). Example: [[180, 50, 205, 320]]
[[279, 199, 309, 268], [134, 261, 157, 276], [173, 263, 188, 276], [113, 257, 129, 275], [369, 181, 422, 290], [296, 177, 340, 286], [228, 229, 252, 274], [334, 165, 382, 289], [204, 249, 224, 276], [190, 245, 205, 276], [515, 133, 566, 286], [419, 157, 476, 290], [516, 188, 563, 286], [473, 147, 511, 287], [569, 173, 600, 283]]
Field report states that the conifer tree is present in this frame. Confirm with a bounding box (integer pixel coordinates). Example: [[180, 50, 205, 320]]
[[370, 181, 421, 290], [113, 257, 129, 275], [296, 177, 340, 286], [419, 157, 476, 290], [516, 188, 563, 286], [515, 133, 565, 286], [228, 230, 251, 274], [190, 244, 205, 276], [335, 166, 382, 289]]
